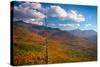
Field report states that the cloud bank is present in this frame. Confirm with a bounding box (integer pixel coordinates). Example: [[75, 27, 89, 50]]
[[14, 2, 46, 25], [47, 6, 85, 22], [13, 2, 86, 28]]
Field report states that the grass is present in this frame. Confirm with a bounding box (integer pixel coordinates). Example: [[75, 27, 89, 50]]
[[13, 42, 45, 65], [14, 42, 43, 52]]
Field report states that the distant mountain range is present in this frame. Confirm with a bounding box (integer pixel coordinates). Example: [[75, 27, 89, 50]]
[[69, 29, 97, 38], [14, 20, 97, 44]]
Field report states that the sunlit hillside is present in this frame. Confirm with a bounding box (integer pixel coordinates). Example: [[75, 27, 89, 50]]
[[13, 21, 97, 66]]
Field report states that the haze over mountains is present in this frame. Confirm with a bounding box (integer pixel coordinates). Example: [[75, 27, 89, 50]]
[[14, 20, 97, 43]]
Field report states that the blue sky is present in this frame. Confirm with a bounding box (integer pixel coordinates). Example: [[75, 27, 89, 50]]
[[13, 1, 97, 31], [42, 3, 97, 31]]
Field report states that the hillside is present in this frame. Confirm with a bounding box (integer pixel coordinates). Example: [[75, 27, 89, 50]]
[[13, 21, 97, 65]]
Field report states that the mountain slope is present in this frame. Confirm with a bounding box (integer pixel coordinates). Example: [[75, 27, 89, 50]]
[[13, 21, 97, 65]]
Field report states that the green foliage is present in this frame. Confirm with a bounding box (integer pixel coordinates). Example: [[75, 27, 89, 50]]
[[14, 42, 43, 53]]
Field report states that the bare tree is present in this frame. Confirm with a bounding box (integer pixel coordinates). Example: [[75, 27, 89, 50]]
[[44, 18, 48, 64]]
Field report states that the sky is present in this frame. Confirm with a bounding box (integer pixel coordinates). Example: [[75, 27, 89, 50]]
[[12, 1, 97, 31]]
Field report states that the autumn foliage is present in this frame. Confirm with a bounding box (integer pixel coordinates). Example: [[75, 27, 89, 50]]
[[12, 22, 97, 66]]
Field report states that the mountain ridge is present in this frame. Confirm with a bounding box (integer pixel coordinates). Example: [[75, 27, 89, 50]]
[[13, 20, 97, 65]]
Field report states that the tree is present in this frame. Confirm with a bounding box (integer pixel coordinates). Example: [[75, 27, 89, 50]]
[[44, 17, 48, 64]]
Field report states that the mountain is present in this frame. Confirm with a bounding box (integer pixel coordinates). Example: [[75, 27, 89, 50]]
[[14, 21, 72, 40], [69, 29, 97, 44], [14, 20, 97, 48], [69, 29, 97, 37], [13, 21, 97, 65]]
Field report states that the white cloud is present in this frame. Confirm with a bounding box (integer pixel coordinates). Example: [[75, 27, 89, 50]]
[[14, 6, 34, 20], [76, 24, 80, 27], [85, 24, 92, 27], [31, 21, 44, 25], [14, 2, 46, 20], [14, 2, 46, 26], [47, 6, 85, 22], [25, 19, 44, 25], [47, 6, 67, 18], [59, 24, 80, 29], [14, 2, 86, 26], [66, 10, 85, 22], [32, 10, 46, 20], [19, 2, 42, 10]]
